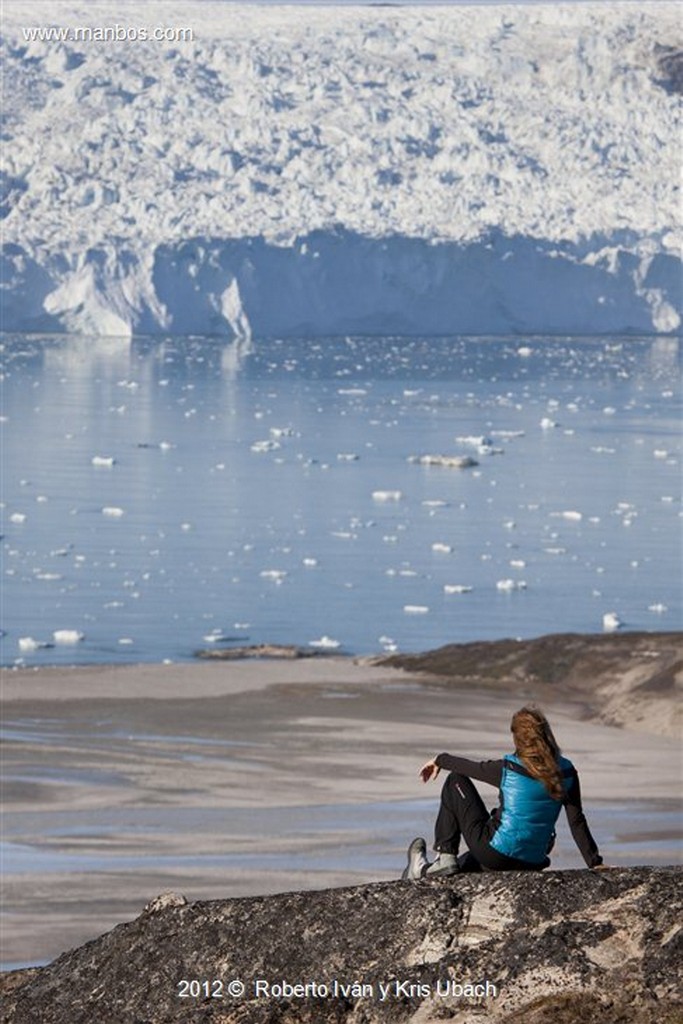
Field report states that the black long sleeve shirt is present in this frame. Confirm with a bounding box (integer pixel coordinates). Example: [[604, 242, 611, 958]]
[[435, 753, 603, 868]]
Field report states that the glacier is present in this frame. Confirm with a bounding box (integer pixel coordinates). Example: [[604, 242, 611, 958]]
[[1, 1, 681, 339]]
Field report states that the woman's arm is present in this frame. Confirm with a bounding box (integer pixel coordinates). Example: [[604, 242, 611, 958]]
[[433, 754, 504, 787], [564, 771, 603, 868]]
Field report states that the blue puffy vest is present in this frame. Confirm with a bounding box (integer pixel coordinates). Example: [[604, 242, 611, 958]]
[[489, 753, 575, 864]]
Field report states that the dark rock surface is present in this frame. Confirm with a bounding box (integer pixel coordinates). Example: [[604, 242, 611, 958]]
[[194, 644, 322, 660], [2, 868, 681, 1023]]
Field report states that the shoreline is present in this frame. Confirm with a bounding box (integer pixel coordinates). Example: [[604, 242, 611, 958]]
[[2, 638, 681, 969]]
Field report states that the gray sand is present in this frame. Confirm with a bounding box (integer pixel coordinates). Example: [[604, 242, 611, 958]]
[[2, 659, 681, 968]]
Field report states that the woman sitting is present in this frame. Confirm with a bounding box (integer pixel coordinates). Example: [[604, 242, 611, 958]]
[[403, 705, 604, 879]]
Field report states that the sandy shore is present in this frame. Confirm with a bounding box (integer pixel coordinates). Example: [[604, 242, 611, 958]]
[[2, 657, 681, 969]]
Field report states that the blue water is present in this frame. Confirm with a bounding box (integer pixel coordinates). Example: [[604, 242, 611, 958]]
[[1, 333, 681, 666]]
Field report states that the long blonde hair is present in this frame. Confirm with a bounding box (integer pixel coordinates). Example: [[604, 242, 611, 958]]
[[511, 706, 564, 801]]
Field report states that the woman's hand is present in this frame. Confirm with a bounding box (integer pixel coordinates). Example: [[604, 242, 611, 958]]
[[419, 759, 441, 783]]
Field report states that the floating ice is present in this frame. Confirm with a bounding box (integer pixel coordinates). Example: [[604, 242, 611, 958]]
[[602, 612, 622, 631], [496, 579, 527, 591], [251, 440, 281, 453], [372, 490, 402, 501], [302, 558, 318, 567], [308, 635, 341, 649], [404, 605, 429, 614], [53, 629, 85, 644], [9, 513, 26, 523], [455, 435, 492, 448], [517, 347, 533, 357], [408, 454, 478, 468], [648, 603, 668, 614], [270, 427, 294, 437], [422, 500, 448, 508], [91, 455, 116, 467], [540, 418, 559, 430], [509, 560, 526, 569], [432, 543, 453, 553], [561, 511, 583, 521], [444, 584, 473, 594], [18, 636, 52, 652], [260, 569, 288, 580], [337, 453, 359, 461], [102, 506, 125, 517]]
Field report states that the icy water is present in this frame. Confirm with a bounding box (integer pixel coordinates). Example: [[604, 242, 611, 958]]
[[1, 333, 681, 666]]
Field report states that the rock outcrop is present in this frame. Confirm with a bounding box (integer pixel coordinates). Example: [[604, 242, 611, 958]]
[[2, 868, 680, 1023], [374, 631, 683, 739]]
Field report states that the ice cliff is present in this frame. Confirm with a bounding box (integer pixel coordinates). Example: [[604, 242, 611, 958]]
[[1, 2, 681, 339]]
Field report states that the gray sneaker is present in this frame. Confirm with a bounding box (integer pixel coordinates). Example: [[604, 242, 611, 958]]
[[425, 852, 459, 877], [402, 837, 429, 880]]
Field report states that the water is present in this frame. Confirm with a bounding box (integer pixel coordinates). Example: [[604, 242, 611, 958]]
[[1, 333, 681, 666]]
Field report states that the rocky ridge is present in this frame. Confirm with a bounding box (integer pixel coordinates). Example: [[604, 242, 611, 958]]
[[1, 868, 680, 1024]]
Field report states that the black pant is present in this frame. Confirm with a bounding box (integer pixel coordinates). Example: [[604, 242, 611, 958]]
[[434, 772, 549, 873]]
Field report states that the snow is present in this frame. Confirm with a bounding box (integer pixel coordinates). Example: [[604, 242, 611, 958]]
[[1, 2, 681, 339]]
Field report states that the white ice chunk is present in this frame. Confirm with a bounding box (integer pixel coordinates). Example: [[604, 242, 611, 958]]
[[431, 543, 453, 553], [648, 603, 668, 614], [540, 418, 559, 430], [561, 510, 583, 521], [602, 612, 621, 631], [260, 569, 288, 580], [91, 455, 116, 467], [337, 453, 359, 461], [9, 512, 26, 523], [455, 435, 491, 448], [403, 605, 429, 614], [308, 635, 340, 649], [496, 579, 527, 591], [102, 506, 125, 517], [251, 440, 281, 453], [303, 558, 318, 567], [53, 629, 85, 644], [444, 584, 473, 594], [372, 490, 402, 501], [18, 637, 42, 652], [408, 454, 477, 468]]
